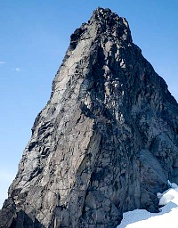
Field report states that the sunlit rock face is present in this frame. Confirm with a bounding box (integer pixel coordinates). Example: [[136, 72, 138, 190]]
[[0, 7, 178, 228]]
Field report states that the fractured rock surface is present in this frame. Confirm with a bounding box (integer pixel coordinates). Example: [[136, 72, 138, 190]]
[[0, 7, 178, 228]]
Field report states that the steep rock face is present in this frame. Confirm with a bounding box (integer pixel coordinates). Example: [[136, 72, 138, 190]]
[[1, 7, 178, 228]]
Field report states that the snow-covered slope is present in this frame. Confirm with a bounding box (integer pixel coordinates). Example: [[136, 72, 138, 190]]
[[118, 182, 178, 228]]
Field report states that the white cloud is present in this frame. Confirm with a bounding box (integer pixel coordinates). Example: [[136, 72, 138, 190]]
[[0, 61, 6, 65], [15, 67, 21, 72], [11, 67, 22, 72]]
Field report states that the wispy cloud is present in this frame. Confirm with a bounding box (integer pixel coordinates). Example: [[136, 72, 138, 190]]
[[12, 67, 22, 72], [0, 61, 6, 65], [15, 67, 21, 72]]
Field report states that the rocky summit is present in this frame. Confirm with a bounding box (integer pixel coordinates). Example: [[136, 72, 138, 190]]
[[0, 7, 178, 228]]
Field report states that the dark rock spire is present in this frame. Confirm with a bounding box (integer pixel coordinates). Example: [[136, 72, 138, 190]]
[[0, 7, 178, 228]]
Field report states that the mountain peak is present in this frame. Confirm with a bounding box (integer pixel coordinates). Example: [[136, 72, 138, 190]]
[[69, 7, 132, 52], [92, 7, 115, 20], [0, 8, 178, 228], [92, 7, 132, 42]]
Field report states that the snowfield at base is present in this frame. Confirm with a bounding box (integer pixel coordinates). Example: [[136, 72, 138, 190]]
[[117, 181, 178, 228]]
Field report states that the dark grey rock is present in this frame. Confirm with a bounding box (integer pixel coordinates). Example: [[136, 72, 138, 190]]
[[1, 7, 178, 227]]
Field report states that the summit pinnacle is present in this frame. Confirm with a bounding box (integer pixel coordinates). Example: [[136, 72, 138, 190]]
[[0, 8, 178, 228]]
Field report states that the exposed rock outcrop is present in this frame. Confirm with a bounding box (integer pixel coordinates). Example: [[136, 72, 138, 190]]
[[1, 7, 178, 227]]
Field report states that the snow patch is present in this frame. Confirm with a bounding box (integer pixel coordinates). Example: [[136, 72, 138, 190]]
[[117, 181, 178, 228]]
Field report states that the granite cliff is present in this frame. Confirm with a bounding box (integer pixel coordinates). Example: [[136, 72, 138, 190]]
[[0, 7, 178, 228]]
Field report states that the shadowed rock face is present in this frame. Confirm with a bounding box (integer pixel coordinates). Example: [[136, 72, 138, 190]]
[[1, 7, 178, 228]]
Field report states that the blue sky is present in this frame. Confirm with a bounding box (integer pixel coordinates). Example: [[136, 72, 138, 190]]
[[0, 0, 178, 208]]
